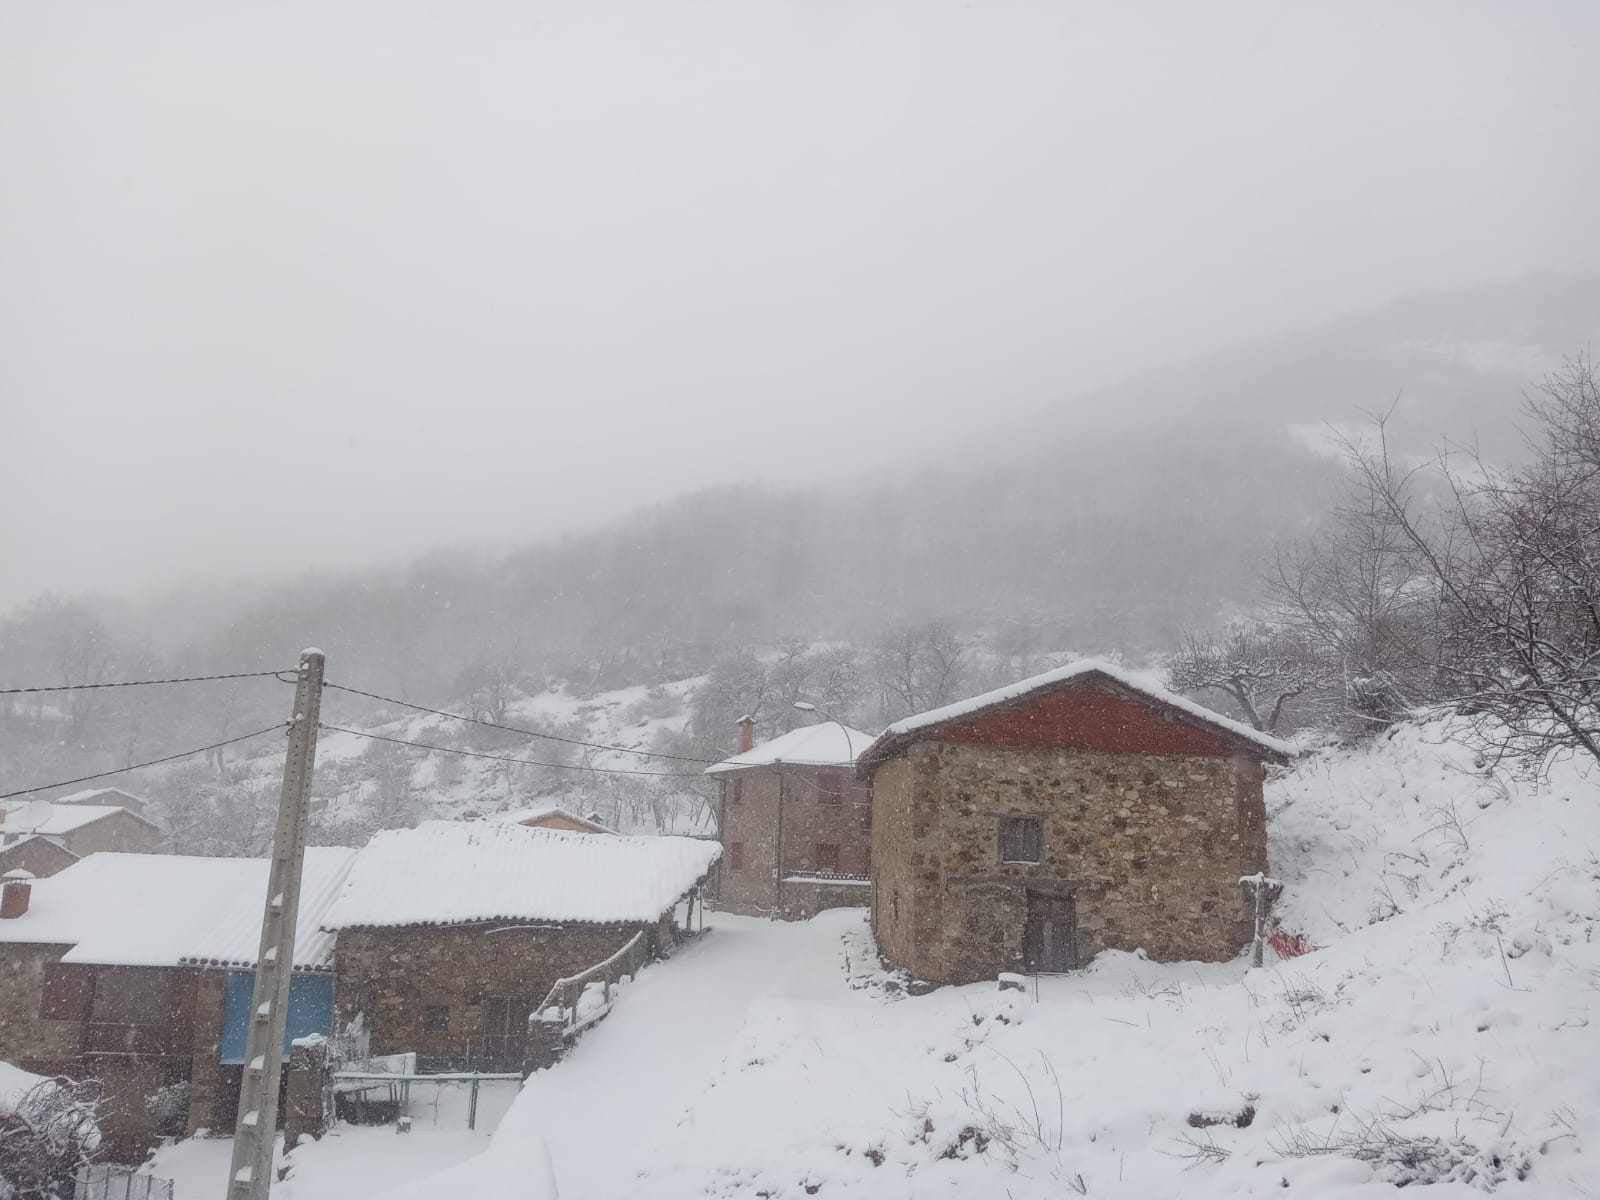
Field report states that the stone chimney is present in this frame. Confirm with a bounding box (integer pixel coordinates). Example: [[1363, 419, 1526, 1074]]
[[736, 715, 756, 755], [1, 869, 34, 919]]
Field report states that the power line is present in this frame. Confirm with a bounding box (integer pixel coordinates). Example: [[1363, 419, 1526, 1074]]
[[318, 724, 708, 780], [0, 669, 292, 696], [321, 680, 718, 765], [0, 724, 290, 802]]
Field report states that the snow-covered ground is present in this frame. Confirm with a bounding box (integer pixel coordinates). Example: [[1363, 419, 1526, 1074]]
[[148, 1078, 520, 1199], [150, 716, 1598, 1198]]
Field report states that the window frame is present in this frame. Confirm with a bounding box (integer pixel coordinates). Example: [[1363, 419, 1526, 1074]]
[[998, 815, 1044, 865], [424, 1005, 451, 1033]]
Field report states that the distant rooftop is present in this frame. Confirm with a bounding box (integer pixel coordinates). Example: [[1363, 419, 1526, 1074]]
[[1, 803, 160, 838], [705, 721, 873, 775]]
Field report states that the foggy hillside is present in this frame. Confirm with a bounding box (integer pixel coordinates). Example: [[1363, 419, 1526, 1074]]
[[3, 274, 1597, 831]]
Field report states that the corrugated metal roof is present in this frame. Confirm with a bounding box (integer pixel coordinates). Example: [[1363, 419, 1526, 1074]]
[[0, 848, 357, 972], [320, 820, 721, 930]]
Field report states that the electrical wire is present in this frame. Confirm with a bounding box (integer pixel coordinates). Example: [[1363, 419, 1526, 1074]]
[[321, 680, 718, 764], [0, 669, 292, 696], [318, 723, 708, 780], [0, 724, 290, 802]]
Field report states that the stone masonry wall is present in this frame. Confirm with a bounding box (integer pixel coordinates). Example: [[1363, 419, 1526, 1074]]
[[890, 742, 1266, 984], [719, 768, 872, 919], [0, 943, 84, 1074], [62, 811, 161, 858], [335, 924, 643, 1063], [869, 757, 920, 967], [0, 838, 80, 878]]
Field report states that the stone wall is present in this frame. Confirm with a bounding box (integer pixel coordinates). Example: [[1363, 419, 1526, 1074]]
[[0, 838, 80, 878], [876, 741, 1267, 984], [335, 923, 644, 1065], [0, 943, 84, 1074], [61, 811, 161, 858], [718, 767, 872, 920]]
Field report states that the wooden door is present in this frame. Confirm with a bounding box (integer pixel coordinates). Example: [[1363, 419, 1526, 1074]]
[[1022, 892, 1077, 973], [481, 994, 533, 1070]]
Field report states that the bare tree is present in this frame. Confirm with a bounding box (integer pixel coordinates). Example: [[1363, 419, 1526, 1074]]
[[1165, 626, 1323, 732], [1346, 358, 1600, 766], [1267, 421, 1446, 730], [0, 1076, 102, 1199]]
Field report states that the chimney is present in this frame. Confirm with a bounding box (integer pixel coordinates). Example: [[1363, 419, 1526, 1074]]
[[1, 869, 34, 919], [736, 715, 756, 755]]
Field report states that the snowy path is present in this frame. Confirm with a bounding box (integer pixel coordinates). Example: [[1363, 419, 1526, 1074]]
[[379, 909, 872, 1200]]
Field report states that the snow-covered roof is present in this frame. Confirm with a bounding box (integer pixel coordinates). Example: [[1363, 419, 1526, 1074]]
[[53, 786, 150, 808], [705, 721, 874, 775], [0, 848, 358, 972], [858, 658, 1294, 769], [0, 803, 159, 838], [493, 806, 614, 834], [320, 820, 721, 931]]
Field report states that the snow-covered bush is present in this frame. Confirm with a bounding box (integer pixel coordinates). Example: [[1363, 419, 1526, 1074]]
[[0, 1075, 101, 1200]]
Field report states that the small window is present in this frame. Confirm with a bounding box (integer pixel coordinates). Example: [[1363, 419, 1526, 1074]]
[[999, 816, 1043, 864], [814, 842, 840, 873], [728, 778, 742, 806], [425, 1005, 450, 1032], [816, 771, 846, 805], [727, 842, 747, 870]]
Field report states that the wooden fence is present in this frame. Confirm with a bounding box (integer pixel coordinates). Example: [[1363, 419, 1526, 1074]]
[[534, 929, 652, 1036]]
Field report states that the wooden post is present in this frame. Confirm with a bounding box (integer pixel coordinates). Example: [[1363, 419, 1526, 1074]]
[[226, 649, 325, 1200]]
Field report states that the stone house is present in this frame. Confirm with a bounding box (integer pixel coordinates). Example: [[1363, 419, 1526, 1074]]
[[0, 849, 355, 1159], [51, 786, 155, 817], [708, 716, 875, 919], [858, 661, 1292, 985], [318, 820, 721, 1071], [0, 801, 163, 876]]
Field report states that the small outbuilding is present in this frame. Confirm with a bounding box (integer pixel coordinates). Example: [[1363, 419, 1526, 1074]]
[[319, 821, 720, 1071], [858, 660, 1292, 985], [707, 717, 875, 919], [495, 805, 614, 835]]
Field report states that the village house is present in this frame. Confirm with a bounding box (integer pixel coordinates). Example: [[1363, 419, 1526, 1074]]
[[495, 805, 614, 834], [0, 800, 164, 878], [858, 660, 1292, 985], [318, 820, 720, 1072], [0, 849, 356, 1158], [51, 786, 155, 817], [708, 716, 875, 919]]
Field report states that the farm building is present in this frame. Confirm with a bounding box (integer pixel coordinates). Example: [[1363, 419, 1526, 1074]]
[[0, 801, 163, 877], [0, 849, 356, 1158], [858, 660, 1292, 985], [708, 716, 875, 919], [318, 821, 721, 1071]]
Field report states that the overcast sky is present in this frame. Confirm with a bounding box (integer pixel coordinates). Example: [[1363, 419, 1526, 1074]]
[[3, 1, 1598, 606]]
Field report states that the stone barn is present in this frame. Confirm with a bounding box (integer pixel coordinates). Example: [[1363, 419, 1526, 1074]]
[[708, 716, 875, 919], [319, 821, 720, 1071], [858, 661, 1292, 985]]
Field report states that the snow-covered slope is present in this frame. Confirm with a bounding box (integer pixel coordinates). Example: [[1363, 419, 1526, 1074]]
[[371, 717, 1598, 1199]]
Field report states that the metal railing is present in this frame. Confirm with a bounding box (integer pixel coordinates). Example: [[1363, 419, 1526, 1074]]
[[330, 1069, 522, 1131], [75, 1165, 174, 1200]]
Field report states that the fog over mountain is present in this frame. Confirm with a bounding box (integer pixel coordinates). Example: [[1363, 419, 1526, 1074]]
[[4, 272, 1598, 829]]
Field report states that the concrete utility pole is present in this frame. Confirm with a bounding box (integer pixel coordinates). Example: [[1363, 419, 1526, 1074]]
[[226, 649, 325, 1200]]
